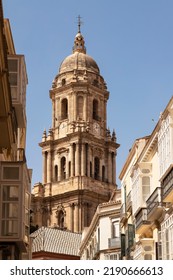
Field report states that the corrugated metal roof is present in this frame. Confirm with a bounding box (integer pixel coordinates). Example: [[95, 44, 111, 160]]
[[31, 227, 82, 256]]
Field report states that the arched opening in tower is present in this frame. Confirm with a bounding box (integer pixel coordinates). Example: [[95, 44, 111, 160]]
[[61, 98, 68, 119], [61, 157, 66, 179], [94, 157, 100, 180], [93, 99, 99, 120]]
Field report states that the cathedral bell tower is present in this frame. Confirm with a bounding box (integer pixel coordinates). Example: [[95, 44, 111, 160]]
[[32, 23, 120, 233]]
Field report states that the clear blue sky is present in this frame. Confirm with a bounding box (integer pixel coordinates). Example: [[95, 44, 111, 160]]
[[3, 0, 173, 187]]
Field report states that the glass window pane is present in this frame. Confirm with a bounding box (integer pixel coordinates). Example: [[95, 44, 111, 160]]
[[3, 167, 19, 180], [2, 203, 18, 218], [8, 59, 18, 72], [1, 220, 18, 236], [9, 73, 18, 86], [2, 185, 19, 201], [11, 87, 18, 100]]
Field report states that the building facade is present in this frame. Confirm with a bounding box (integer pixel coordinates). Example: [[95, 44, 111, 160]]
[[79, 190, 121, 260], [31, 24, 119, 234], [0, 1, 31, 260], [119, 96, 173, 260]]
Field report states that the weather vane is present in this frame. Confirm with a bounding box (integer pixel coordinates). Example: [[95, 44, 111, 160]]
[[77, 15, 83, 33]]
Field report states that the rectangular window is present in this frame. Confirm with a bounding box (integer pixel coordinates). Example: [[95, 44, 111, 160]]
[[1, 220, 18, 236], [8, 58, 18, 72], [104, 253, 120, 260], [2, 185, 19, 201], [3, 167, 20, 180], [0, 185, 20, 238], [112, 221, 120, 237], [2, 203, 18, 219]]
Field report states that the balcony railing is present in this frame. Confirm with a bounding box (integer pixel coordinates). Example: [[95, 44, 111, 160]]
[[146, 187, 164, 221], [108, 237, 121, 249], [162, 167, 173, 203], [135, 208, 151, 234]]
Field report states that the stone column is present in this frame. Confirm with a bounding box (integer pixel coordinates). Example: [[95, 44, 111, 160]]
[[84, 95, 87, 121], [78, 202, 82, 232], [57, 155, 61, 181], [66, 152, 69, 180], [108, 151, 112, 183], [74, 203, 79, 232], [74, 94, 77, 121], [112, 152, 116, 184], [81, 202, 85, 230], [81, 143, 86, 176], [70, 144, 74, 177], [99, 157, 102, 180], [69, 204, 74, 231], [57, 97, 60, 121], [87, 145, 90, 177], [47, 151, 52, 183], [43, 151, 47, 184], [75, 143, 80, 176]]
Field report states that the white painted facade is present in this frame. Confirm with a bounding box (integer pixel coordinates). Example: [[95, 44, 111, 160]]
[[119, 96, 173, 260], [79, 192, 121, 260]]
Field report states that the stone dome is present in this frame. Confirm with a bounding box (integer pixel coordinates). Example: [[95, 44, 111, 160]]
[[58, 30, 100, 75], [59, 52, 100, 74]]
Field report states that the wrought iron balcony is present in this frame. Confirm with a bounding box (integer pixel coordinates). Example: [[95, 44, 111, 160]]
[[135, 208, 151, 234], [108, 237, 121, 249], [146, 187, 165, 221], [162, 167, 173, 203]]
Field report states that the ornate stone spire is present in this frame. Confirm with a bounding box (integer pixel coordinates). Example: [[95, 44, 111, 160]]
[[73, 15, 86, 54]]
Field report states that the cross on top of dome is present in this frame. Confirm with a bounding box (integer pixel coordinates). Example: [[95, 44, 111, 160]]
[[73, 15, 86, 54], [77, 15, 83, 33]]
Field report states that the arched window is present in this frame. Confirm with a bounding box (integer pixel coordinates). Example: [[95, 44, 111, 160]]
[[77, 96, 84, 120], [93, 79, 99, 87], [62, 78, 66, 86], [58, 210, 65, 229], [94, 157, 100, 180], [61, 157, 66, 179], [61, 98, 68, 119], [93, 99, 99, 120], [55, 165, 58, 181]]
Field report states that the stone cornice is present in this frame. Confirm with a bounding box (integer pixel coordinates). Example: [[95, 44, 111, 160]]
[[49, 80, 109, 97], [39, 130, 119, 149]]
